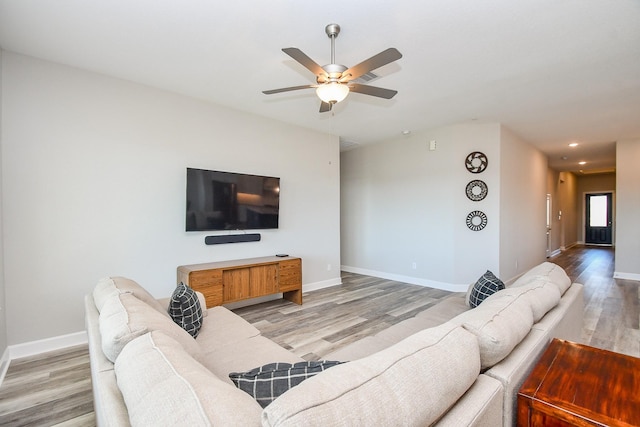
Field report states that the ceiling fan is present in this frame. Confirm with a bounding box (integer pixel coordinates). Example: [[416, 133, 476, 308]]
[[263, 24, 402, 113]]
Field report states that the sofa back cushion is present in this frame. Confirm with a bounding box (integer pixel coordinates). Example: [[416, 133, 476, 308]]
[[99, 292, 202, 362], [115, 331, 262, 426], [512, 262, 571, 294], [262, 324, 480, 427], [93, 276, 168, 315], [504, 277, 562, 322], [449, 291, 534, 369]]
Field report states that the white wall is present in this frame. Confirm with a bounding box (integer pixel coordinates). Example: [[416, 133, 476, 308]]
[[614, 140, 640, 279], [341, 122, 547, 290], [341, 122, 503, 291], [0, 49, 7, 362], [499, 127, 548, 282], [1, 52, 341, 346]]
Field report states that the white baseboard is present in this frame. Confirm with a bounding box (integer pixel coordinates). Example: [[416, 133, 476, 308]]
[[303, 277, 342, 293], [341, 265, 468, 293], [548, 249, 562, 258], [0, 347, 10, 388], [9, 331, 88, 360], [613, 271, 640, 281]]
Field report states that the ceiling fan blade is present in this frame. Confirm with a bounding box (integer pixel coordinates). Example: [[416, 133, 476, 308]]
[[341, 48, 402, 82], [262, 85, 315, 95], [282, 48, 327, 77], [319, 101, 333, 113], [348, 83, 398, 99]]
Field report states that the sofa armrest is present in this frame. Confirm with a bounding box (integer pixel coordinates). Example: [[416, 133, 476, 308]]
[[435, 375, 503, 427], [84, 294, 131, 427]]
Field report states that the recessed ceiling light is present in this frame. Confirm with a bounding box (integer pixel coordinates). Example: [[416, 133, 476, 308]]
[[401, 130, 411, 135], [579, 161, 586, 165], [569, 142, 579, 147]]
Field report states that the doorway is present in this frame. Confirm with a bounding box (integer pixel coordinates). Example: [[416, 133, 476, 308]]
[[585, 192, 613, 245]]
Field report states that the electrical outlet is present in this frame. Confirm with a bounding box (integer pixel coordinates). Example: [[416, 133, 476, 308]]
[[327, 264, 332, 271], [412, 262, 417, 269]]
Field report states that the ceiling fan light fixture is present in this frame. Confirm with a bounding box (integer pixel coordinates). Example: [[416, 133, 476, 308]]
[[316, 82, 349, 104]]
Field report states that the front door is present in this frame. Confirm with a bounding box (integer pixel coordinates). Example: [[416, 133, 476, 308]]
[[585, 193, 613, 245]]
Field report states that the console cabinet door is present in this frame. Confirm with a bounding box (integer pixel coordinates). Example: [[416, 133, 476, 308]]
[[222, 264, 279, 302], [222, 268, 250, 302], [250, 264, 279, 296]]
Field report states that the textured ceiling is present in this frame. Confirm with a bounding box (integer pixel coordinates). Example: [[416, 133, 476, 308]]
[[1, 0, 639, 173]]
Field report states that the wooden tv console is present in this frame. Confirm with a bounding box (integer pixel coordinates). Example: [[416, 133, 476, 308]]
[[177, 256, 302, 308]]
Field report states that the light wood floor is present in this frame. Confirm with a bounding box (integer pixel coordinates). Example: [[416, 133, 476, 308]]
[[0, 245, 637, 426]]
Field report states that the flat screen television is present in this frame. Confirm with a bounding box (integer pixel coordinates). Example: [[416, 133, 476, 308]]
[[186, 168, 280, 231]]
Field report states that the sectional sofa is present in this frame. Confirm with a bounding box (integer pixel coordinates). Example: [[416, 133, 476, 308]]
[[85, 262, 583, 426]]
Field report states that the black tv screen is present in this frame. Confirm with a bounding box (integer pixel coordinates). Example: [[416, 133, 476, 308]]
[[186, 168, 280, 231]]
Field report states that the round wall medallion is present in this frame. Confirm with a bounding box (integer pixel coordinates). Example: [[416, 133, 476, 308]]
[[466, 210, 488, 231], [465, 180, 488, 201], [465, 151, 488, 173]]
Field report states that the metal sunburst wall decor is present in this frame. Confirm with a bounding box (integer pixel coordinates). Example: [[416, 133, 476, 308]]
[[465, 151, 488, 174], [466, 210, 488, 231]]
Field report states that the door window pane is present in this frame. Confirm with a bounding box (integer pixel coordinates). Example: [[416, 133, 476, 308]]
[[589, 195, 607, 227]]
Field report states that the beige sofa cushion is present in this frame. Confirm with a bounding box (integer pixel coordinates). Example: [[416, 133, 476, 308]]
[[94, 276, 168, 315], [324, 294, 471, 362], [512, 262, 571, 294], [202, 335, 304, 385], [262, 324, 480, 427], [115, 331, 262, 426], [323, 335, 398, 362], [416, 293, 469, 324], [194, 306, 260, 350], [449, 291, 534, 369], [99, 292, 202, 362], [503, 276, 561, 322]]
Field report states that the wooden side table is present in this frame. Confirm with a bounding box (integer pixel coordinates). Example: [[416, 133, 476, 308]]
[[517, 338, 640, 426]]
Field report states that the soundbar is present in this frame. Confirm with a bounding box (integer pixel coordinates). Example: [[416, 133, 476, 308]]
[[204, 233, 261, 245]]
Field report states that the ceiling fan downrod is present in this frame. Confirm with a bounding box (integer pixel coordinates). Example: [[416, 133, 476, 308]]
[[325, 23, 340, 65]]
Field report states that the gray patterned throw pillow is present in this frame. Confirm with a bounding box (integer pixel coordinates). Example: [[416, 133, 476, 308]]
[[229, 360, 343, 408], [168, 282, 203, 338], [467, 270, 505, 308]]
